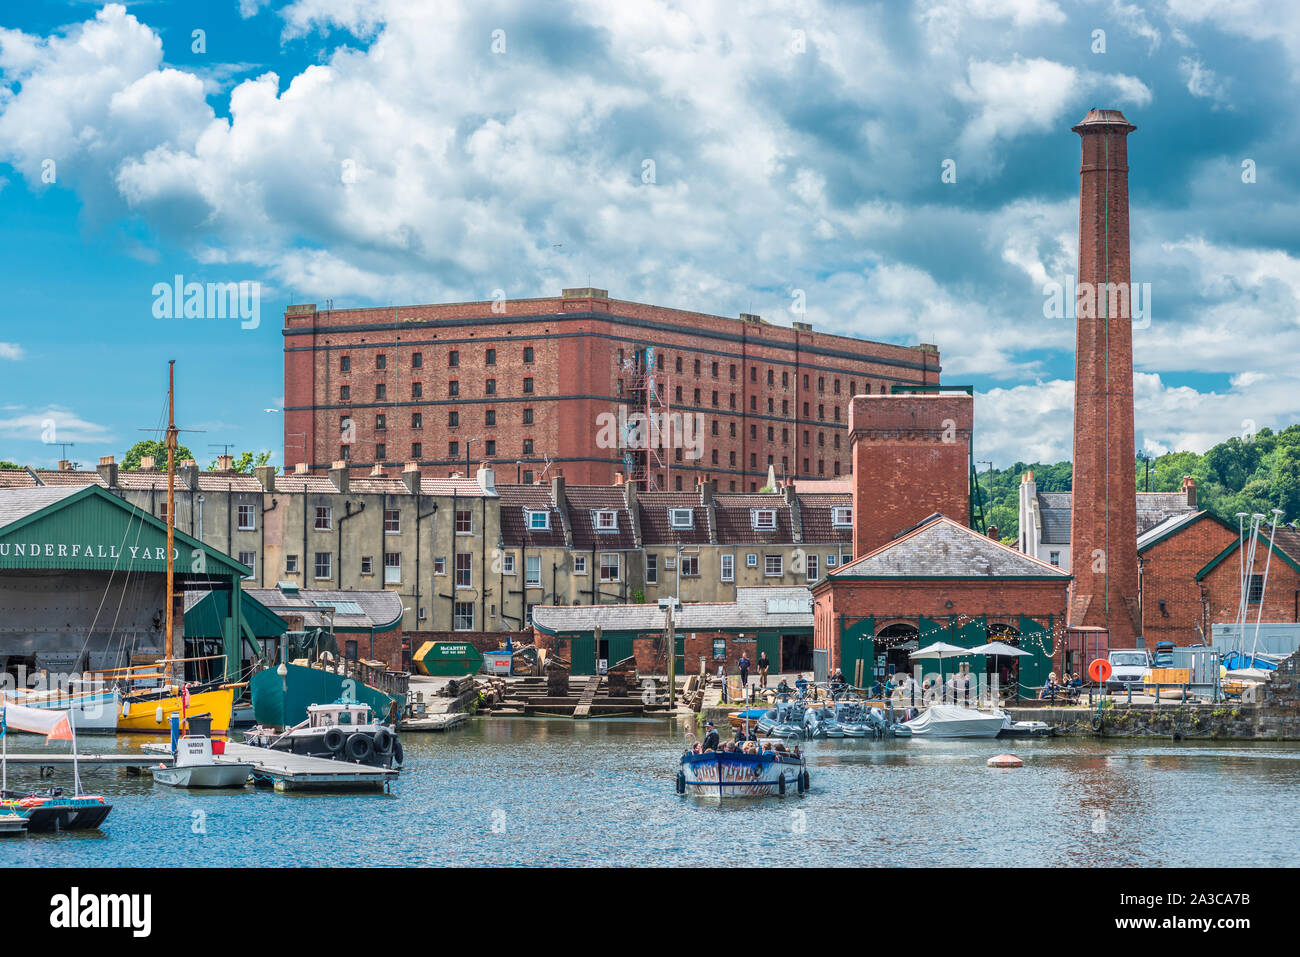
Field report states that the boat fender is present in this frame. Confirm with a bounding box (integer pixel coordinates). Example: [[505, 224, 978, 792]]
[[391, 740, 404, 767], [676, 770, 686, 794], [345, 733, 374, 763], [323, 727, 346, 753], [155, 705, 164, 725], [1090, 715, 1104, 734], [778, 772, 786, 796], [372, 728, 395, 754]]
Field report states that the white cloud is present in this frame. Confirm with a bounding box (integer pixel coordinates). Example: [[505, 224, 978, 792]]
[[0, 342, 23, 360], [1178, 55, 1231, 105], [0, 405, 115, 443]]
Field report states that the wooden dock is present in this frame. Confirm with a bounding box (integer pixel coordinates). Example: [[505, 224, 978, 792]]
[[142, 742, 397, 792], [572, 676, 601, 718]]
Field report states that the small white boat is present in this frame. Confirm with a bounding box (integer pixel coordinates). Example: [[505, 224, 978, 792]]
[[151, 735, 252, 789], [903, 704, 1006, 739], [0, 812, 29, 836]]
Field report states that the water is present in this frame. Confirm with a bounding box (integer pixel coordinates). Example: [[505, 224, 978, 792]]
[[5, 719, 1300, 867]]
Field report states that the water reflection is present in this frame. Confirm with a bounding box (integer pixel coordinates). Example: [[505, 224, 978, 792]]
[[5, 719, 1299, 867]]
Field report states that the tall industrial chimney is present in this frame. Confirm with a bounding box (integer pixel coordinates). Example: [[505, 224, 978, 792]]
[[1068, 108, 1140, 646]]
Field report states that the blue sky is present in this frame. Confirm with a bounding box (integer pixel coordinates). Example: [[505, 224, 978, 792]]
[[1, 0, 1298, 470]]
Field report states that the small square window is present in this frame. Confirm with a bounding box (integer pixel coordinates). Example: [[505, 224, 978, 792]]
[[594, 509, 617, 532], [573, 555, 588, 575], [361, 556, 374, 575], [668, 508, 694, 529]]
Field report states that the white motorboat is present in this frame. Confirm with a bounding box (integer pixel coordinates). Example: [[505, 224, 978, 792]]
[[151, 735, 252, 789], [903, 704, 1006, 738], [677, 743, 808, 798]]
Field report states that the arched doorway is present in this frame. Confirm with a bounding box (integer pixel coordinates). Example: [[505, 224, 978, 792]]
[[985, 622, 1022, 695], [875, 621, 919, 678]]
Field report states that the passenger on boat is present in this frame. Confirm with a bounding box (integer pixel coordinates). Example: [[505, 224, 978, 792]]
[[702, 721, 720, 751]]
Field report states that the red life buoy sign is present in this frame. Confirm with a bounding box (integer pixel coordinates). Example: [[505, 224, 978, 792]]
[[1089, 658, 1112, 683]]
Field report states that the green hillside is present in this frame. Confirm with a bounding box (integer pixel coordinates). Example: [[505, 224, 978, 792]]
[[977, 426, 1300, 546]]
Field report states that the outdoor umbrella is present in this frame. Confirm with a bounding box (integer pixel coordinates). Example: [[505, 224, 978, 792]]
[[909, 642, 971, 690], [967, 641, 1030, 699]]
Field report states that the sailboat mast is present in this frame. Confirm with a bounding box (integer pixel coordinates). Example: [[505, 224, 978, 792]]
[[165, 360, 177, 668]]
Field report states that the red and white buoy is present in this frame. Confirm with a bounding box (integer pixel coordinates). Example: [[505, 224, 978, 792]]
[[987, 754, 1023, 768]]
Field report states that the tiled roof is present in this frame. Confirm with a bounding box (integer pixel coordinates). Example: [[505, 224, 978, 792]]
[[564, 485, 636, 549], [713, 493, 794, 545], [1039, 491, 1195, 542], [533, 586, 814, 635], [0, 469, 37, 489], [243, 586, 405, 631], [1137, 510, 1208, 551], [497, 485, 566, 547], [268, 474, 343, 494], [835, 515, 1069, 579], [638, 490, 711, 545], [31, 469, 106, 487], [0, 486, 83, 527], [797, 492, 853, 543]]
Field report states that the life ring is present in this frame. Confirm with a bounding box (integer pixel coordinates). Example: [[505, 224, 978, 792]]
[[345, 733, 374, 763], [778, 772, 787, 796], [1091, 715, 1105, 733], [323, 727, 346, 752], [19, 797, 43, 807], [676, 770, 686, 794]]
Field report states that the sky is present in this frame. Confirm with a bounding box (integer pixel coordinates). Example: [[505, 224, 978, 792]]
[[1, 0, 1298, 471]]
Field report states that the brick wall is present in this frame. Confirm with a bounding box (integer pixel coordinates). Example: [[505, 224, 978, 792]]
[[284, 293, 941, 488], [848, 393, 973, 556], [813, 578, 1068, 670], [1139, 516, 1235, 646], [1201, 546, 1300, 630]]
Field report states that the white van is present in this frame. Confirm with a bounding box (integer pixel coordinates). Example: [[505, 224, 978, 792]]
[[1106, 649, 1152, 689]]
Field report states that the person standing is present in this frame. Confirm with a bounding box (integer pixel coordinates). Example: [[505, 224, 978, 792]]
[[702, 721, 720, 751], [738, 652, 751, 690], [757, 651, 770, 690]]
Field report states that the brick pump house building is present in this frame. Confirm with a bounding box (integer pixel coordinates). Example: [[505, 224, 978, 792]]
[[282, 287, 941, 491]]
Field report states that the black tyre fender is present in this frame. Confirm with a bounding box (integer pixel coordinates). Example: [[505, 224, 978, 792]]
[[391, 739, 404, 767], [345, 733, 374, 763], [323, 727, 346, 752], [1090, 715, 1105, 734], [372, 727, 395, 754], [778, 772, 787, 796], [676, 770, 686, 794]]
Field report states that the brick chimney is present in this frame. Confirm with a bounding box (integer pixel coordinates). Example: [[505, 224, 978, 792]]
[[551, 473, 566, 512], [254, 465, 276, 492], [294, 462, 308, 475], [329, 460, 349, 493], [1068, 107, 1140, 645], [97, 455, 118, 488], [216, 453, 235, 472], [402, 462, 420, 495], [178, 459, 199, 490], [370, 463, 386, 478], [140, 456, 156, 470], [1182, 475, 1197, 508], [57, 459, 72, 471], [987, 524, 999, 540], [476, 465, 496, 494]]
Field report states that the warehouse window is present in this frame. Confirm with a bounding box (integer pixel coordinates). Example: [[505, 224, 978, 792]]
[[375, 444, 385, 461], [376, 413, 386, 431], [448, 350, 459, 366], [411, 382, 422, 398], [340, 385, 350, 401], [412, 442, 422, 458], [486, 348, 496, 365], [412, 412, 422, 429], [486, 378, 496, 395], [314, 552, 332, 580], [486, 409, 496, 426], [340, 355, 350, 373], [523, 378, 534, 394], [375, 384, 386, 401], [449, 381, 459, 397], [523, 346, 534, 363], [412, 352, 422, 368], [448, 441, 458, 458], [485, 440, 496, 456], [1248, 574, 1263, 602], [376, 353, 386, 370]]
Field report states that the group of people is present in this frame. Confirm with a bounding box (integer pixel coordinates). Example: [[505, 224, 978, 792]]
[[717, 651, 773, 692], [1038, 671, 1083, 700], [693, 719, 794, 756]]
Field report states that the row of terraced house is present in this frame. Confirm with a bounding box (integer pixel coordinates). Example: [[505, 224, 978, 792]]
[[0, 456, 853, 666]]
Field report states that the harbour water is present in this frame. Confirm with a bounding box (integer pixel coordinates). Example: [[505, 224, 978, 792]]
[[6, 718, 1300, 867]]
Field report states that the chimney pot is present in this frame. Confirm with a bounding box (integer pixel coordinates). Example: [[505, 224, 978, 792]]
[[294, 462, 308, 475], [140, 456, 156, 470], [1182, 475, 1197, 508], [98, 455, 114, 467]]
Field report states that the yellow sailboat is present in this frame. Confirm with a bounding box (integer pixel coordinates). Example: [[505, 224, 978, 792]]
[[112, 360, 236, 734]]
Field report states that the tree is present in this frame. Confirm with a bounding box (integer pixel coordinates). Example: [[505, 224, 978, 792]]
[[123, 439, 195, 470], [0, 460, 21, 470], [209, 450, 277, 474]]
